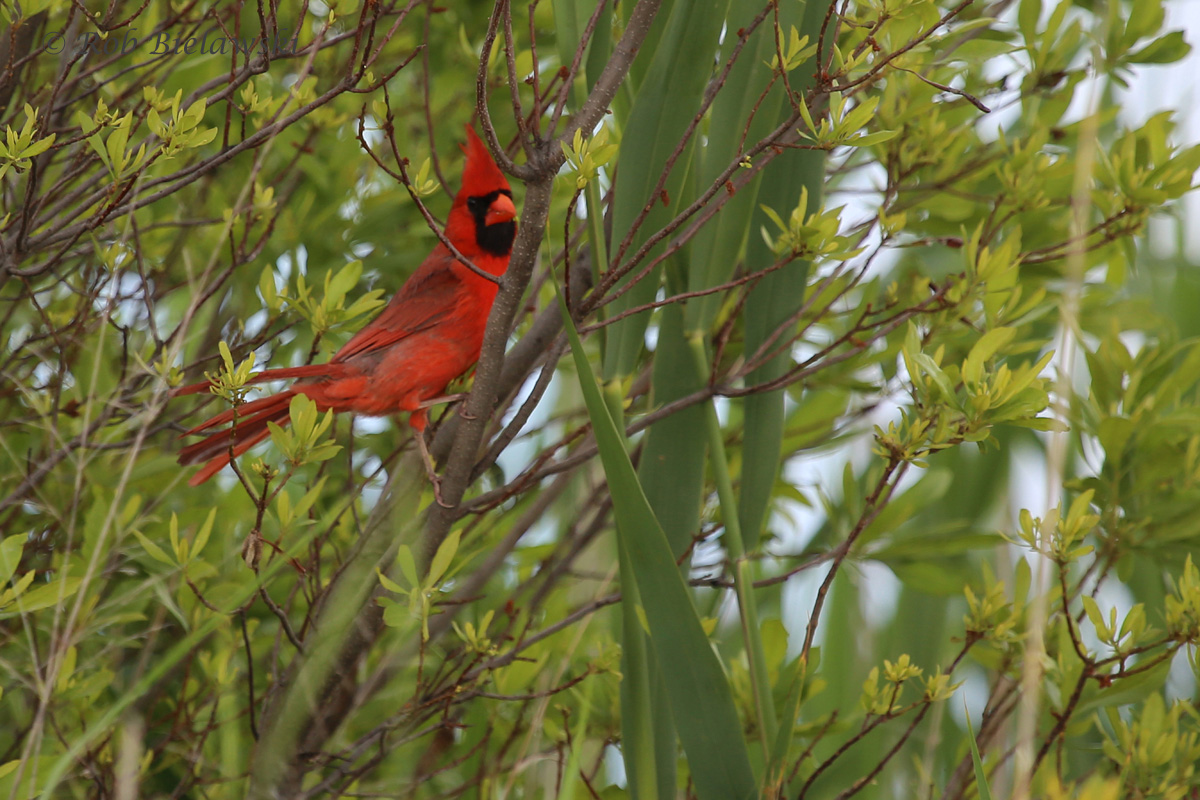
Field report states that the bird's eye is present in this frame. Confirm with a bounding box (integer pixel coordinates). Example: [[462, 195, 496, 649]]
[[467, 196, 484, 213]]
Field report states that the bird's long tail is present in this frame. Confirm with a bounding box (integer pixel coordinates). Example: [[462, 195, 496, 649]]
[[172, 364, 335, 397], [178, 389, 298, 486], [174, 365, 340, 485]]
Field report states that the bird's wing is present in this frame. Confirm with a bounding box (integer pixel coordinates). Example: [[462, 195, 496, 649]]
[[332, 252, 462, 363]]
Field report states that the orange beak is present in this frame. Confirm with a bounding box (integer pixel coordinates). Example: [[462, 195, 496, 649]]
[[486, 193, 517, 225]]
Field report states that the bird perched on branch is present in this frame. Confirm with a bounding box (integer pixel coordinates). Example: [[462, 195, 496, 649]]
[[174, 126, 517, 496]]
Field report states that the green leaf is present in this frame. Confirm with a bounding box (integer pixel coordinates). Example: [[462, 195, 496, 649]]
[[218, 341, 236, 374], [1018, 0, 1042, 43], [1127, 30, 1190, 64], [7, 577, 82, 614], [266, 420, 292, 456], [20, 132, 55, 159], [190, 127, 217, 147], [426, 529, 460, 588], [1082, 595, 1108, 642], [377, 568, 406, 594], [0, 535, 24, 587], [133, 530, 176, 567], [850, 129, 900, 147], [0, 572, 35, 610], [192, 508, 216, 560], [147, 108, 166, 137], [396, 545, 419, 588], [182, 97, 207, 127], [914, 353, 957, 401], [963, 327, 1016, 388], [106, 121, 129, 174]]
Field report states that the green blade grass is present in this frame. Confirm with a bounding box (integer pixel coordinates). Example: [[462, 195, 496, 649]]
[[602, 0, 732, 380], [604, 335, 669, 800], [553, 0, 613, 99], [687, 333, 776, 756], [683, 0, 806, 333], [965, 705, 994, 800], [617, 539, 662, 800], [737, 0, 829, 552], [637, 303, 707, 559], [628, 300, 705, 798], [559, 289, 757, 800], [767, 653, 807, 793], [738, 150, 822, 552]]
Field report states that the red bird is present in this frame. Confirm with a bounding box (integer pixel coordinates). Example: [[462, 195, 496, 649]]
[[175, 127, 517, 489]]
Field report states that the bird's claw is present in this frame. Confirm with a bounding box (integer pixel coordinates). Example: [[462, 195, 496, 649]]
[[432, 477, 454, 509]]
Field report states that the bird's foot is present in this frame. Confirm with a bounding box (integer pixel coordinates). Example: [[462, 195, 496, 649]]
[[414, 427, 455, 508], [416, 392, 476, 420], [416, 393, 468, 410]]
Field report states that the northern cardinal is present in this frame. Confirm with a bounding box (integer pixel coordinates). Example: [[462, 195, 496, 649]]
[[175, 127, 517, 491]]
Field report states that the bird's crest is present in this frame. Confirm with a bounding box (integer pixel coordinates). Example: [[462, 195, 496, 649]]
[[460, 126, 509, 195]]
